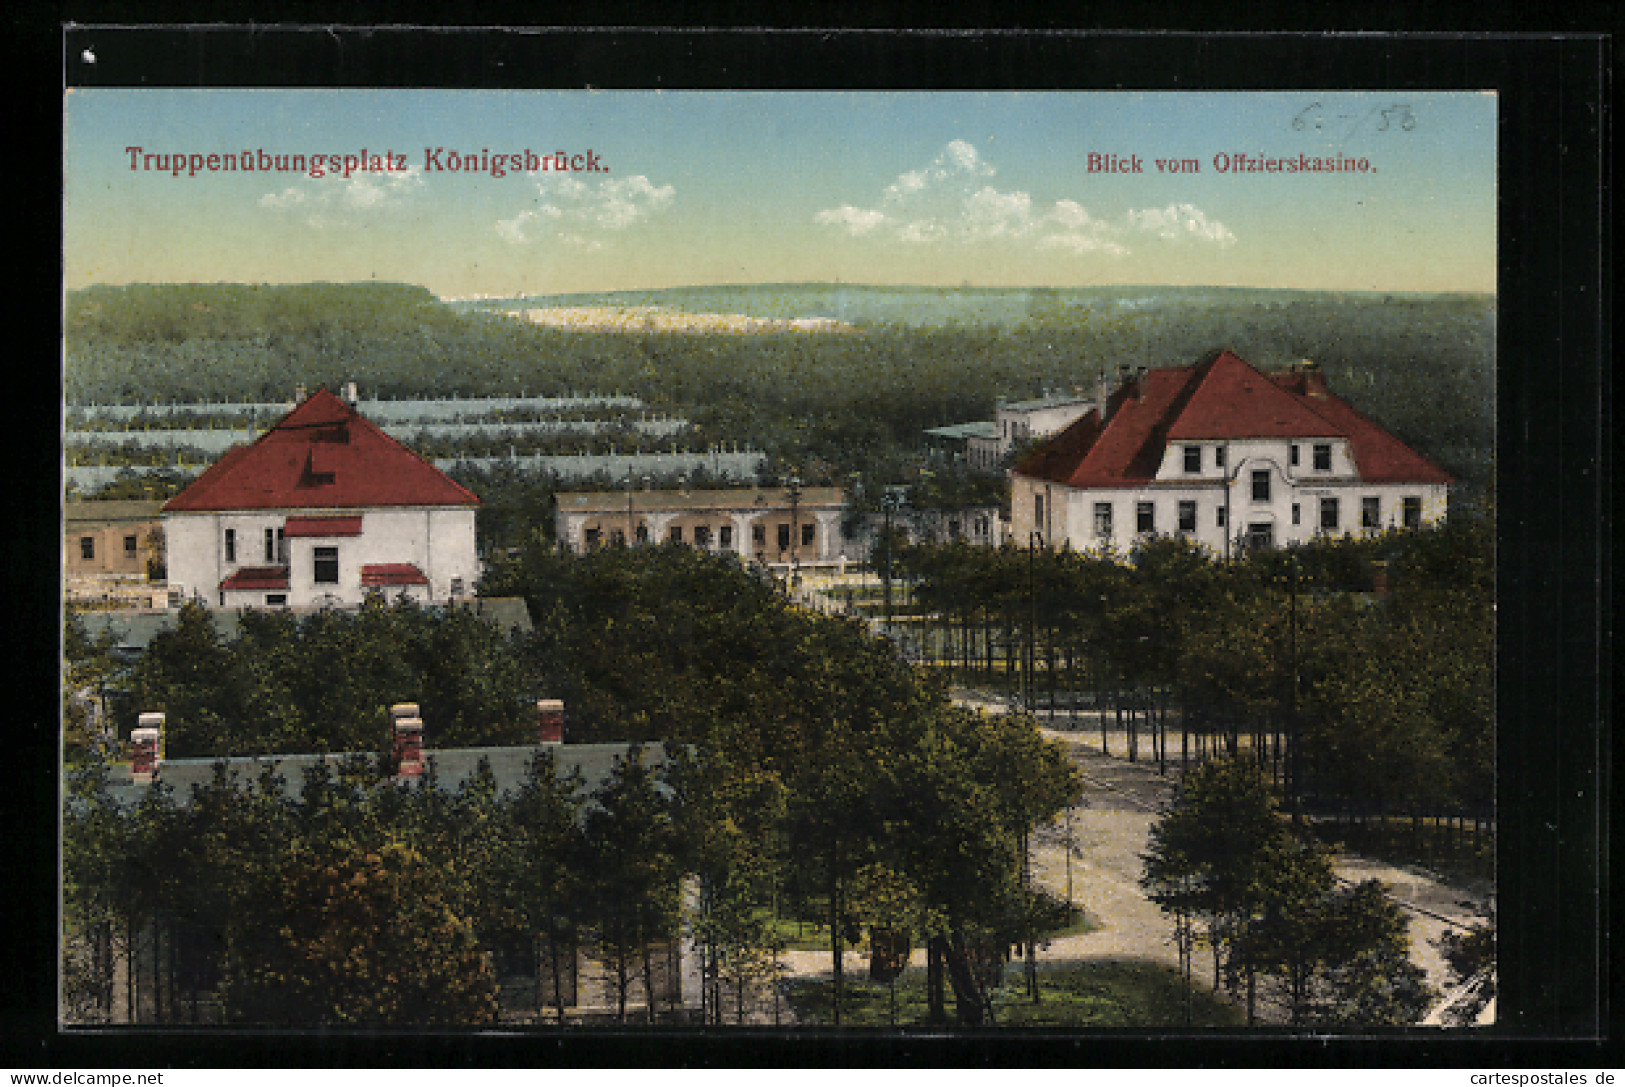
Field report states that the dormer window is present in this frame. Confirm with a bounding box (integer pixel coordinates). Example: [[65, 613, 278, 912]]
[[1183, 445, 1201, 473], [1313, 443, 1332, 471]]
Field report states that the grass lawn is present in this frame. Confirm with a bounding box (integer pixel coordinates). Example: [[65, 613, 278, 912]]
[[784, 959, 1242, 1029]]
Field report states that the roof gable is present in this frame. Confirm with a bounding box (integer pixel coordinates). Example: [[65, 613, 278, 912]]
[[1165, 351, 1343, 440], [1015, 351, 1451, 488], [163, 389, 479, 513]]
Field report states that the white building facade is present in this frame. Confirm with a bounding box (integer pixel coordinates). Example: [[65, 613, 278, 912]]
[[1011, 353, 1451, 557]]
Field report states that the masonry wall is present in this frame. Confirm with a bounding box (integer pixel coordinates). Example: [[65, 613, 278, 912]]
[[166, 506, 479, 607]]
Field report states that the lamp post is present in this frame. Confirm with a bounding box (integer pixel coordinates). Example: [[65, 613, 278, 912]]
[[625, 469, 636, 547], [881, 488, 904, 643], [786, 474, 802, 575]]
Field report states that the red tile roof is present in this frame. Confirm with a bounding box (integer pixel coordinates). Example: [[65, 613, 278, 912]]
[[1015, 350, 1451, 488], [163, 389, 480, 513], [219, 566, 290, 591], [361, 563, 430, 587], [284, 515, 364, 537]]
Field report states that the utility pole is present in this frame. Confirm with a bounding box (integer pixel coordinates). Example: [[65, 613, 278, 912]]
[[1288, 551, 1302, 827], [1027, 531, 1041, 710], [787, 474, 802, 568]]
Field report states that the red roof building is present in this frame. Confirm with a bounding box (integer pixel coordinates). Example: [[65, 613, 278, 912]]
[[162, 389, 481, 609], [1011, 351, 1451, 557]]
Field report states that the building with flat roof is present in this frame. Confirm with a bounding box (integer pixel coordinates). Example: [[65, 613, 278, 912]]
[[554, 485, 852, 565]]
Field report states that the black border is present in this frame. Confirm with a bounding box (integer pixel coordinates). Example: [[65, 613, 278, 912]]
[[14, 16, 1612, 1070]]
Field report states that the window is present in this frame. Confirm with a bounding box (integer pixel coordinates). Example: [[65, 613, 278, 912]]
[[1216, 507, 1226, 528], [695, 525, 711, 548], [1034, 494, 1045, 528], [777, 523, 790, 550], [1247, 523, 1274, 550], [1136, 502, 1154, 534], [669, 526, 683, 544], [79, 536, 95, 560], [266, 594, 287, 607], [1183, 445, 1201, 473], [1291, 503, 1301, 525], [610, 529, 625, 546], [1319, 497, 1339, 531], [124, 534, 137, 554], [719, 525, 733, 549], [635, 524, 649, 544], [1313, 443, 1332, 471], [1177, 500, 1196, 533], [801, 523, 816, 547], [264, 527, 276, 563], [1251, 469, 1271, 502], [1403, 496, 1422, 530], [224, 528, 236, 563], [1093, 502, 1112, 539], [584, 528, 601, 549], [450, 578, 464, 597], [753, 524, 766, 547], [313, 546, 338, 584], [1290, 444, 1300, 467], [1215, 446, 1226, 470], [1361, 496, 1380, 529]]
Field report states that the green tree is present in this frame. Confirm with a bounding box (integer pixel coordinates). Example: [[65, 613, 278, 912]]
[[580, 746, 682, 1022], [222, 833, 497, 1027]]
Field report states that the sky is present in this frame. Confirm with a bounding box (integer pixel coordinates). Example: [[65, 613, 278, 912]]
[[63, 90, 1497, 298]]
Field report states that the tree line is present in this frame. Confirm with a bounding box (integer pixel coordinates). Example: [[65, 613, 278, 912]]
[[1141, 756, 1434, 1027], [64, 545, 1080, 1028], [64, 283, 1495, 496], [63, 745, 679, 1026], [893, 514, 1494, 836]]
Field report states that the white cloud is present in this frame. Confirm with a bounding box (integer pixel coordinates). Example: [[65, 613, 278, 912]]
[[1127, 202, 1237, 246], [963, 185, 1036, 240], [496, 173, 674, 245], [816, 140, 1239, 261], [259, 167, 425, 228], [814, 205, 889, 235]]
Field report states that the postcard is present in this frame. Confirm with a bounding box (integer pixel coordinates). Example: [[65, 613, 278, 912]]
[[59, 74, 1515, 1044]]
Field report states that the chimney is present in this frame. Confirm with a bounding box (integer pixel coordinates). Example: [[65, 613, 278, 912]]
[[1300, 359, 1329, 398], [294, 384, 307, 403], [344, 380, 358, 404], [1096, 369, 1111, 422], [391, 702, 424, 777], [537, 699, 565, 745], [131, 712, 165, 783]]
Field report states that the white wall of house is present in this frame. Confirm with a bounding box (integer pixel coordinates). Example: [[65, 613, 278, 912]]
[[1011, 470, 1447, 557], [165, 506, 479, 608], [996, 398, 1094, 457]]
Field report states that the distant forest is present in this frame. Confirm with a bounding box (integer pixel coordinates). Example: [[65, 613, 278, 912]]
[[63, 282, 1496, 497]]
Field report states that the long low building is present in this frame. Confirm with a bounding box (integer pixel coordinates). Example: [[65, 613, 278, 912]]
[[554, 486, 850, 564]]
